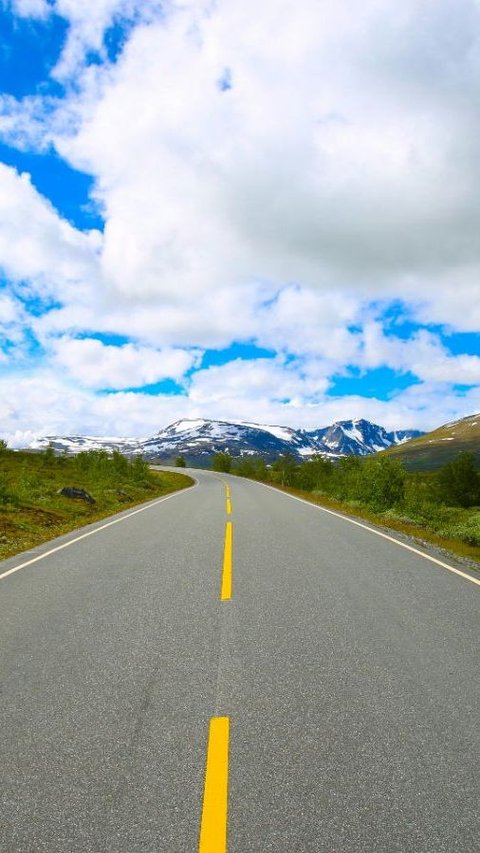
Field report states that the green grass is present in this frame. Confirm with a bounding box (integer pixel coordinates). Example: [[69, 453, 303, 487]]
[[0, 450, 193, 560]]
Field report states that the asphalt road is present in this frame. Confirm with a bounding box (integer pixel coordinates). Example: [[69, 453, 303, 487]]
[[1, 470, 479, 852]]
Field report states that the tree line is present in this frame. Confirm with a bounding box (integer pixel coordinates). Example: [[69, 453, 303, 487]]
[[207, 448, 480, 511]]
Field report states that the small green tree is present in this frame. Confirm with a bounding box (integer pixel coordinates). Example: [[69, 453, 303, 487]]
[[296, 455, 335, 492], [0, 439, 8, 456], [437, 452, 480, 508], [357, 456, 406, 510], [235, 456, 256, 478], [43, 442, 55, 464], [271, 453, 298, 486], [235, 455, 268, 481], [333, 455, 362, 501], [212, 451, 232, 473], [111, 450, 129, 479], [175, 455, 186, 467], [130, 455, 151, 483]]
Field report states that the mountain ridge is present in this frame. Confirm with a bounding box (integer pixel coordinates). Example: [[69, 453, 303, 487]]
[[26, 417, 423, 463]]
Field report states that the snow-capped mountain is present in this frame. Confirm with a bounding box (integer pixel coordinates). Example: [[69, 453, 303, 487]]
[[306, 419, 422, 457], [27, 435, 142, 455], [141, 418, 318, 460], [25, 418, 423, 462]]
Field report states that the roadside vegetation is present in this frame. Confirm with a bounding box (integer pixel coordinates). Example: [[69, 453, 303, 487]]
[[212, 449, 480, 565], [0, 442, 192, 560]]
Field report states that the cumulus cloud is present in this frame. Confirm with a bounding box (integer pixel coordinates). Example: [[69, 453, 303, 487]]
[[39, 0, 478, 317], [50, 336, 201, 389], [0, 370, 192, 444], [0, 163, 101, 300], [358, 323, 480, 386], [10, 0, 165, 77], [188, 357, 330, 407], [0, 0, 479, 439], [3, 362, 480, 448]]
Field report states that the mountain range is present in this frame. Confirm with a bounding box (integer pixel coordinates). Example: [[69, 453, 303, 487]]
[[27, 418, 423, 463]]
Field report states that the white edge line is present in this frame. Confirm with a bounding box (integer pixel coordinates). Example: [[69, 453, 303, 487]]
[[254, 479, 480, 589], [0, 477, 198, 582]]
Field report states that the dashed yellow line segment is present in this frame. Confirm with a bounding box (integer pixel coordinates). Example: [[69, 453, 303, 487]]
[[199, 716, 230, 853], [221, 521, 233, 600], [199, 478, 232, 849]]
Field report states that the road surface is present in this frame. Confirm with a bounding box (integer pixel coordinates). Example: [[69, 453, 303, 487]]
[[1, 470, 479, 851]]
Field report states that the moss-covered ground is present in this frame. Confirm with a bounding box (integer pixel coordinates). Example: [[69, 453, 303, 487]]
[[0, 449, 193, 560]]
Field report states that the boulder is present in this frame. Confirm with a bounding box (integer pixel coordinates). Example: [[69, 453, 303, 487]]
[[58, 487, 96, 504]]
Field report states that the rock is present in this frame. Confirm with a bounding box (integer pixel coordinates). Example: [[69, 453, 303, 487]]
[[58, 487, 96, 504]]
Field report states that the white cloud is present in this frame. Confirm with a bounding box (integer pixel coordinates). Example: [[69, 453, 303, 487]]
[[50, 336, 201, 389], [0, 371, 190, 443], [0, 0, 480, 439], [0, 163, 101, 300], [4, 0, 480, 324], [40, 0, 478, 318], [11, 0, 166, 78], [2, 364, 480, 448], [0, 293, 21, 325], [358, 323, 480, 386], [11, 0, 50, 18], [188, 357, 330, 407]]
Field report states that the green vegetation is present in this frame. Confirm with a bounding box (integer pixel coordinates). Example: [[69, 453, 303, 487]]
[[212, 451, 233, 473], [232, 451, 480, 564], [0, 447, 193, 560], [175, 455, 187, 467]]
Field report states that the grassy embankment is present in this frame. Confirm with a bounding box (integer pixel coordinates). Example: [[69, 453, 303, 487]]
[[0, 447, 193, 560]]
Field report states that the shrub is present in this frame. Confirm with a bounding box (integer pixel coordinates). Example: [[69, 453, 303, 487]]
[[270, 453, 298, 486], [212, 452, 232, 473], [296, 456, 335, 492], [436, 452, 480, 508], [235, 455, 267, 480], [356, 456, 406, 511]]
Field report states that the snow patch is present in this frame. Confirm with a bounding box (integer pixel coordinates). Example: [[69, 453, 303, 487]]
[[342, 424, 364, 443], [167, 419, 208, 434]]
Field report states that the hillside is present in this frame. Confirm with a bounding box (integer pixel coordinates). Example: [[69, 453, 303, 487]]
[[384, 413, 480, 471]]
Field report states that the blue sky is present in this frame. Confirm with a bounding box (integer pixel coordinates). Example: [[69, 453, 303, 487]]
[[0, 0, 479, 444]]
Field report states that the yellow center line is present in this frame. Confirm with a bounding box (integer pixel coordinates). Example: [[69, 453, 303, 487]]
[[225, 484, 230, 499], [221, 521, 233, 600], [226, 498, 232, 515], [199, 716, 230, 853]]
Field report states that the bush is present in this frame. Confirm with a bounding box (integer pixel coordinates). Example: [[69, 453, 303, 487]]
[[436, 513, 480, 545], [0, 476, 15, 506], [235, 455, 267, 480], [270, 453, 298, 486], [356, 457, 406, 511], [331, 456, 362, 502], [436, 452, 480, 508], [212, 452, 232, 473], [296, 456, 335, 491], [43, 444, 56, 464]]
